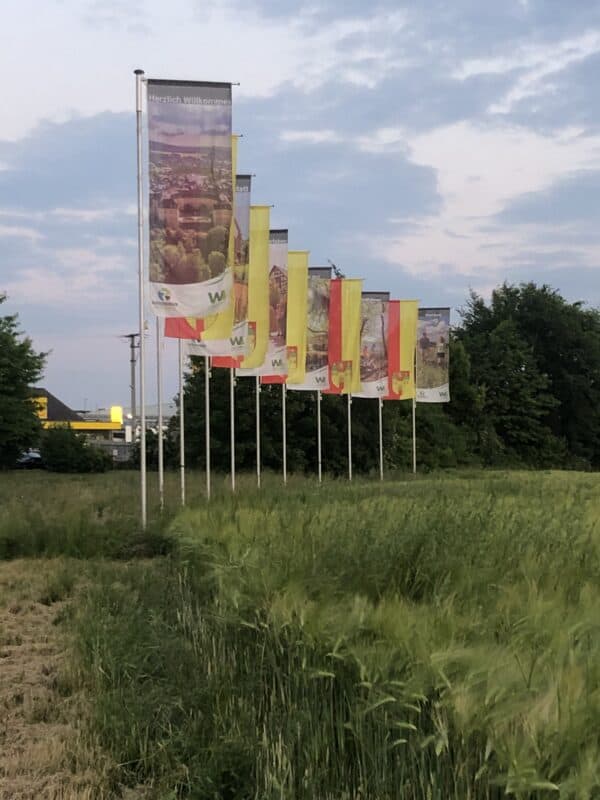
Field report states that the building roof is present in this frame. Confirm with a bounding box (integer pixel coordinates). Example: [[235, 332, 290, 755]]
[[32, 388, 83, 422]]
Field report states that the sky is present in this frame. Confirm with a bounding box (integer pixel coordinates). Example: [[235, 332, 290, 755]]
[[1, 0, 600, 410]]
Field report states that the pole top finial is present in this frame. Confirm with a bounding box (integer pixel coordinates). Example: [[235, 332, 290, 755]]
[[134, 68, 145, 75]]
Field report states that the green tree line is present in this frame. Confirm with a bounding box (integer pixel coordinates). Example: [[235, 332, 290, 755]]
[[166, 282, 600, 473]]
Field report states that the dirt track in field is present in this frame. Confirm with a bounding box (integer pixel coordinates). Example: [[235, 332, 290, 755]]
[[0, 561, 106, 800]]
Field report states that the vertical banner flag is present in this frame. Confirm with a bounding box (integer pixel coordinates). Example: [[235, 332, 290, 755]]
[[147, 80, 233, 318], [289, 267, 331, 390], [239, 229, 288, 377], [326, 278, 363, 394], [211, 174, 252, 367], [357, 292, 390, 398], [416, 307, 450, 402], [284, 251, 310, 385], [386, 300, 418, 400], [237, 206, 271, 371], [164, 136, 240, 351]]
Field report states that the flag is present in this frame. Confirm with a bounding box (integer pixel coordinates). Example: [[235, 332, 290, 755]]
[[164, 137, 241, 354], [326, 278, 363, 395], [357, 292, 390, 398], [238, 229, 287, 376], [147, 80, 233, 318], [386, 300, 418, 400], [237, 207, 271, 371], [283, 251, 309, 385], [416, 307, 451, 402], [289, 267, 332, 391], [211, 173, 252, 368], [164, 316, 204, 339]]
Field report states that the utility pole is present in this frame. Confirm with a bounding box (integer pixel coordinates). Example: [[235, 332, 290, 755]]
[[121, 333, 140, 420]]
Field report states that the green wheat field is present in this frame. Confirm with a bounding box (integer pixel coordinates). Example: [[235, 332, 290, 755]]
[[1, 469, 599, 799]]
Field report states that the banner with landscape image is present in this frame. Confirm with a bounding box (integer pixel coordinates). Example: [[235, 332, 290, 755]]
[[290, 267, 331, 391], [237, 207, 271, 373], [147, 80, 233, 318], [187, 173, 252, 366], [357, 292, 390, 398], [283, 251, 309, 385], [416, 307, 450, 402], [239, 230, 288, 378]]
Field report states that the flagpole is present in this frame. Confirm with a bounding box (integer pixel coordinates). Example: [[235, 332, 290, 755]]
[[316, 390, 322, 483], [205, 356, 211, 500], [156, 318, 164, 510], [178, 339, 186, 506], [230, 368, 236, 492], [256, 376, 261, 489], [282, 383, 287, 485], [134, 68, 147, 529], [378, 397, 384, 481], [412, 397, 417, 475], [347, 393, 353, 481]]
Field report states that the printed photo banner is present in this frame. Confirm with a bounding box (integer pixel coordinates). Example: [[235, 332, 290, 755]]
[[237, 207, 271, 373], [239, 229, 288, 378], [357, 292, 390, 398], [147, 80, 233, 318], [212, 173, 252, 367], [326, 278, 363, 395], [416, 307, 450, 403], [281, 251, 309, 386], [386, 300, 418, 401], [289, 267, 331, 391]]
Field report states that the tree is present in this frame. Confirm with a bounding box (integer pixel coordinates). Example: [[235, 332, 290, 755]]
[[454, 283, 596, 466], [206, 225, 228, 256], [207, 251, 226, 278], [40, 426, 112, 473], [0, 295, 47, 468]]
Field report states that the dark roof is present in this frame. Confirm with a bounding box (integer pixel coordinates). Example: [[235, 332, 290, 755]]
[[32, 388, 83, 422]]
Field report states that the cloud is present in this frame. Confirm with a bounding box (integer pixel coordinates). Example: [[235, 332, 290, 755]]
[[452, 28, 600, 123], [280, 129, 342, 145], [0, 224, 44, 241], [497, 169, 600, 224], [0, 1, 410, 141]]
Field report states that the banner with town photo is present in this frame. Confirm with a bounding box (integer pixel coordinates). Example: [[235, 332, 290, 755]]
[[239, 230, 288, 377], [283, 251, 310, 385], [357, 292, 389, 398], [147, 80, 233, 318], [416, 307, 450, 402], [191, 174, 253, 366], [290, 267, 331, 391]]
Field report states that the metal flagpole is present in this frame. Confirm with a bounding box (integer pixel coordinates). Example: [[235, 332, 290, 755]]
[[205, 356, 211, 500], [134, 68, 147, 529], [412, 397, 417, 475], [156, 318, 164, 510], [347, 393, 353, 482], [178, 339, 186, 506], [282, 383, 287, 485], [256, 376, 261, 489], [316, 390, 322, 484], [230, 368, 236, 492], [378, 397, 384, 481]]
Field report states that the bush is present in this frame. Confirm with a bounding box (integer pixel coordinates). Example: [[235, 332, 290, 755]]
[[40, 426, 112, 473]]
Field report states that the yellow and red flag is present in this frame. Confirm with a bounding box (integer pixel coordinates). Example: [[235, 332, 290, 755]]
[[385, 300, 418, 400], [236, 207, 271, 372], [326, 278, 363, 395]]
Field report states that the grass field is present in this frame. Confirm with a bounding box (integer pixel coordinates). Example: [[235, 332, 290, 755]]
[[1, 469, 599, 798]]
